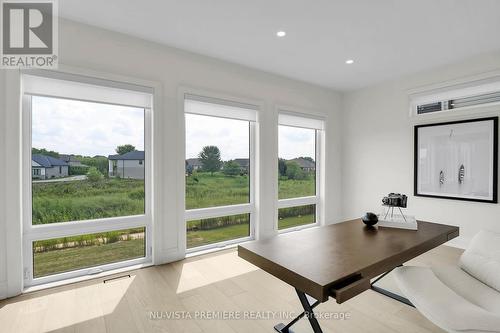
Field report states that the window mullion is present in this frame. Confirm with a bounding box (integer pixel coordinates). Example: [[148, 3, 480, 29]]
[[277, 196, 318, 209], [25, 216, 148, 241], [185, 203, 252, 221]]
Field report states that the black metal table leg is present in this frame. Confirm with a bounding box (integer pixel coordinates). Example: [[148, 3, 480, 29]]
[[274, 289, 323, 333], [370, 265, 414, 307]]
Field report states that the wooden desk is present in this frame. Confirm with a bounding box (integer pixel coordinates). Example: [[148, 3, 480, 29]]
[[238, 219, 459, 333]]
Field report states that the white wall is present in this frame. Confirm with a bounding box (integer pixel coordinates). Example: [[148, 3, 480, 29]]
[[0, 19, 342, 298], [341, 50, 500, 248]]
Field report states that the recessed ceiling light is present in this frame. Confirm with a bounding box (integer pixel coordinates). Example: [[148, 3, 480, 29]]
[[345, 59, 354, 64], [276, 31, 286, 37]]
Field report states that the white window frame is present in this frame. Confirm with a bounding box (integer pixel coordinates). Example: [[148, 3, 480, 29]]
[[183, 93, 258, 253], [277, 111, 324, 233], [22, 71, 154, 287]]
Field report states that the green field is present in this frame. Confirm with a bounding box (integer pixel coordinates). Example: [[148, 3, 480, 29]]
[[278, 176, 315, 199], [32, 172, 315, 269], [186, 172, 250, 209], [186, 214, 314, 248], [34, 238, 145, 278], [185, 172, 315, 208], [32, 178, 145, 224]]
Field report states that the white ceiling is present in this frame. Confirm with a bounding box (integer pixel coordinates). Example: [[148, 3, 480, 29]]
[[59, 0, 500, 91]]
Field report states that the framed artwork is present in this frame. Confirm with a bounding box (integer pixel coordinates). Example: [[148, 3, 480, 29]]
[[414, 117, 498, 203]]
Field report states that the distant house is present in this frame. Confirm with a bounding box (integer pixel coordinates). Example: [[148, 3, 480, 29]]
[[59, 154, 84, 166], [32, 154, 69, 179], [108, 151, 145, 179], [186, 158, 203, 172], [233, 158, 249, 173], [288, 158, 315, 172]]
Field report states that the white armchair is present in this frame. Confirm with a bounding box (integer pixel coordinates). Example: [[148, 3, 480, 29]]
[[394, 230, 500, 333]]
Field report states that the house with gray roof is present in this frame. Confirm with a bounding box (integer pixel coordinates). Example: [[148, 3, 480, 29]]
[[59, 154, 84, 166], [32, 154, 69, 179], [233, 158, 250, 174], [288, 157, 316, 172], [186, 158, 203, 172], [108, 151, 145, 179]]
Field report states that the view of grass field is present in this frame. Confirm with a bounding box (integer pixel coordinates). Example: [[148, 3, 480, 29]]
[[278, 176, 315, 199], [32, 171, 314, 224], [185, 172, 249, 209], [32, 172, 315, 277], [29, 97, 318, 278], [184, 172, 316, 247], [186, 213, 314, 248], [33, 233, 145, 278], [32, 178, 145, 224]]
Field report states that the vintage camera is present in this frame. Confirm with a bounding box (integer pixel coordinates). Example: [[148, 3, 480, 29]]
[[382, 193, 407, 208]]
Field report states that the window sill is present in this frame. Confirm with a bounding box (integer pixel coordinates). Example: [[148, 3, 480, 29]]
[[23, 261, 153, 294]]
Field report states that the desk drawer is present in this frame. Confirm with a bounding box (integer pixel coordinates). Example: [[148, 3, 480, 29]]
[[330, 276, 370, 304]]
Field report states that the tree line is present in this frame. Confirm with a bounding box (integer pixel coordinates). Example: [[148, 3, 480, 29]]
[[188, 145, 314, 180], [185, 145, 243, 176]]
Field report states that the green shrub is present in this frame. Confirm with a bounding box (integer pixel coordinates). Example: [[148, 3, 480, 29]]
[[285, 161, 306, 180], [105, 231, 120, 244], [76, 156, 108, 175], [69, 165, 89, 176], [222, 161, 241, 176], [86, 167, 103, 183]]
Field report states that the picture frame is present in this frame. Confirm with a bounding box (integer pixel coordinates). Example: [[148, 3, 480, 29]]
[[414, 117, 498, 203]]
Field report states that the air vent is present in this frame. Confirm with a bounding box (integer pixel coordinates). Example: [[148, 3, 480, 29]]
[[450, 91, 500, 109], [417, 102, 444, 114], [416, 90, 500, 115]]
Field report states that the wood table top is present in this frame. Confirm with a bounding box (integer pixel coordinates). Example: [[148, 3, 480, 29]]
[[238, 219, 459, 303]]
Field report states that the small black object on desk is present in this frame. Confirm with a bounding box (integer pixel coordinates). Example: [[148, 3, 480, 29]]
[[362, 212, 378, 226]]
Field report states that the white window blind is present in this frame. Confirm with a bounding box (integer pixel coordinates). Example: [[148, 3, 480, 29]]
[[184, 94, 257, 122], [22, 74, 153, 109], [278, 112, 325, 130]]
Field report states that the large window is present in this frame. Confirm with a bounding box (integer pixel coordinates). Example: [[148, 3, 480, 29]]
[[184, 95, 256, 250], [23, 73, 153, 286], [31, 96, 145, 224], [278, 112, 323, 230]]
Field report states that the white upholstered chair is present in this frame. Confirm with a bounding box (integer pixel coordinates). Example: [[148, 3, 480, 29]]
[[394, 230, 500, 333]]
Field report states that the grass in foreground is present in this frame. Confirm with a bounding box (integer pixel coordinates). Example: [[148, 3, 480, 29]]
[[187, 213, 314, 248], [278, 214, 315, 230], [33, 238, 145, 278], [33, 213, 315, 277], [187, 223, 250, 248]]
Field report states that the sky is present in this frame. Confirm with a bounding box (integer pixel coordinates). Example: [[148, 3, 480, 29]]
[[32, 96, 316, 161], [32, 96, 145, 157], [278, 125, 316, 160], [186, 114, 316, 160]]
